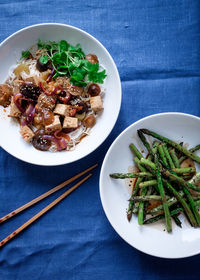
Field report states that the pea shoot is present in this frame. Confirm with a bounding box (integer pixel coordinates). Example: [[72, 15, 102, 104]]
[[21, 39, 106, 87]]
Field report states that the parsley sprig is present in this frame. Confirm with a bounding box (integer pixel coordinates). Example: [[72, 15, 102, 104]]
[[36, 39, 106, 86]]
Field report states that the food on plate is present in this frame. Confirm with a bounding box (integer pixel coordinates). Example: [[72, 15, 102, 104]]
[[110, 129, 200, 233], [0, 39, 107, 151]]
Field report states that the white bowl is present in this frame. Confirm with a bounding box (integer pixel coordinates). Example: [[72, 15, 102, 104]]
[[0, 23, 121, 166], [100, 112, 200, 259]]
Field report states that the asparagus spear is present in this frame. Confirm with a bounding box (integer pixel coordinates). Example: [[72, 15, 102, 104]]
[[127, 178, 143, 221], [137, 130, 153, 156], [173, 167, 196, 174], [162, 144, 175, 169], [140, 129, 200, 164], [131, 195, 169, 202], [163, 169, 200, 192], [110, 172, 153, 179], [147, 191, 184, 215], [181, 186, 200, 226], [158, 144, 168, 166], [129, 143, 143, 159], [134, 157, 147, 172], [179, 144, 200, 164], [127, 156, 147, 220], [132, 202, 139, 214], [141, 158, 195, 174], [138, 186, 147, 225], [139, 180, 157, 188], [163, 180, 198, 227], [137, 130, 172, 232], [170, 149, 180, 168], [154, 153, 172, 233], [144, 208, 182, 225], [140, 158, 156, 170], [147, 196, 178, 215]]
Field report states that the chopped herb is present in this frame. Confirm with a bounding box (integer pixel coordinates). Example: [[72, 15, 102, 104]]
[[37, 39, 106, 86], [39, 55, 49, 65], [21, 50, 31, 60]]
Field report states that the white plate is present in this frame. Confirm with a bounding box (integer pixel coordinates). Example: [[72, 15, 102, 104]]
[[0, 23, 121, 166], [100, 112, 200, 258]]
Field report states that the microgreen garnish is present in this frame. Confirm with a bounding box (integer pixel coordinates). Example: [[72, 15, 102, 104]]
[[21, 50, 31, 60], [39, 55, 48, 65], [36, 39, 107, 86]]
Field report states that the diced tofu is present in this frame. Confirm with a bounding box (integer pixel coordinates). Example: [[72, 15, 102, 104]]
[[45, 115, 61, 133], [54, 104, 69, 116], [0, 84, 13, 107], [90, 96, 103, 112], [9, 97, 21, 117], [20, 125, 34, 142], [63, 116, 78, 129]]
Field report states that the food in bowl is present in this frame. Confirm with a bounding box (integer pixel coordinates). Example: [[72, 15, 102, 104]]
[[110, 128, 200, 233], [0, 39, 106, 152]]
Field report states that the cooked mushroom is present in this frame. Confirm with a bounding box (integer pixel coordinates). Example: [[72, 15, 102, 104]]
[[88, 83, 101, 96], [36, 93, 56, 111], [85, 54, 99, 64], [32, 130, 51, 151], [56, 77, 84, 96], [83, 114, 96, 128]]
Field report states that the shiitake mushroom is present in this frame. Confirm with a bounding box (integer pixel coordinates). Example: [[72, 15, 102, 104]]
[[32, 129, 51, 151], [57, 91, 71, 104], [88, 83, 101, 96], [36, 57, 50, 72]]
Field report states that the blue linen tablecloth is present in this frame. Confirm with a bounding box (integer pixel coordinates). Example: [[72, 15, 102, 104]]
[[0, 0, 200, 279]]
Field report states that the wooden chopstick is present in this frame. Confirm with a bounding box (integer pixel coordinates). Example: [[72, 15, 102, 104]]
[[0, 173, 92, 248], [0, 163, 98, 224]]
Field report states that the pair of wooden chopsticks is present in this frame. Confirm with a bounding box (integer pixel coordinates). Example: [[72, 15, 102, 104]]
[[0, 163, 97, 248]]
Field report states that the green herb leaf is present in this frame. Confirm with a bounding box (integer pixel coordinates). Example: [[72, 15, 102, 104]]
[[39, 55, 49, 65], [21, 50, 31, 59], [83, 60, 99, 72], [38, 39, 106, 86], [70, 79, 87, 87], [59, 40, 69, 52], [52, 52, 61, 64], [71, 69, 84, 81], [88, 69, 107, 84], [38, 39, 44, 49]]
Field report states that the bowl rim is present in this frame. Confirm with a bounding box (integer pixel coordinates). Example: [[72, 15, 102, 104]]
[[0, 23, 122, 166], [99, 112, 200, 259]]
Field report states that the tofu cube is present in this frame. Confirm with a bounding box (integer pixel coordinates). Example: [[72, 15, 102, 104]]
[[63, 116, 78, 129], [90, 96, 103, 112], [54, 104, 69, 116], [20, 125, 34, 142], [9, 97, 21, 117], [45, 115, 61, 133]]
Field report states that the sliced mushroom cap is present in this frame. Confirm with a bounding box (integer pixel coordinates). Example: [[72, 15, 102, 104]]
[[32, 129, 51, 151], [83, 114, 96, 128], [88, 83, 101, 96], [36, 93, 56, 111], [85, 54, 99, 64]]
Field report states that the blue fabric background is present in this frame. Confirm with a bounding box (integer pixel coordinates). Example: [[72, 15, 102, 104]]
[[0, 0, 200, 279]]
